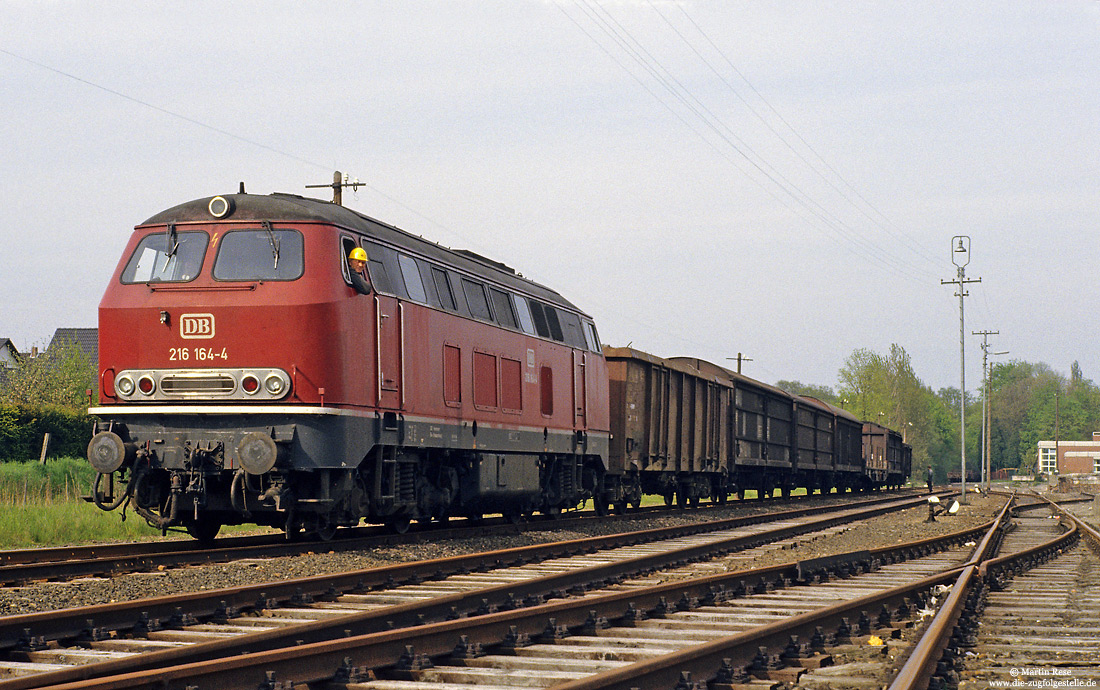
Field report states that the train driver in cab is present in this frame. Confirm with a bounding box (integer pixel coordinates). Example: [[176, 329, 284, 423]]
[[347, 247, 372, 295]]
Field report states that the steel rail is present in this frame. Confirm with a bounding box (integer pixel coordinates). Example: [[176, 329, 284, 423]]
[[0, 491, 921, 585], [0, 491, 938, 657], [888, 493, 1095, 690], [1, 495, 946, 689], [880, 493, 1019, 690], [7, 498, 994, 690]]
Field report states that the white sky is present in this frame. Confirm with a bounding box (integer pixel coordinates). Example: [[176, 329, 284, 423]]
[[1, 1, 1096, 392]]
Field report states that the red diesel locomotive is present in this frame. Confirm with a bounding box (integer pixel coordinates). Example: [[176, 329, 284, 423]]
[[87, 189, 910, 540], [88, 192, 610, 539]]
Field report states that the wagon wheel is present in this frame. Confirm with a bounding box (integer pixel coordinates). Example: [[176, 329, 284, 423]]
[[613, 500, 628, 514], [663, 492, 675, 507], [386, 514, 411, 534], [503, 509, 525, 524], [593, 496, 610, 517], [314, 520, 338, 542]]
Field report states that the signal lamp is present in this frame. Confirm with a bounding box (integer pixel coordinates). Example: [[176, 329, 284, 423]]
[[138, 375, 156, 395], [241, 375, 260, 394]]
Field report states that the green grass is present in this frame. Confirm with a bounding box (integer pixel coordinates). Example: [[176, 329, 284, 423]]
[[0, 457, 167, 547]]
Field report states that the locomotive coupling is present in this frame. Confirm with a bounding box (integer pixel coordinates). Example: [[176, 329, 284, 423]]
[[87, 431, 137, 474]]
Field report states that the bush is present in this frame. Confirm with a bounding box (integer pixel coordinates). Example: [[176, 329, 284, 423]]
[[0, 403, 95, 462]]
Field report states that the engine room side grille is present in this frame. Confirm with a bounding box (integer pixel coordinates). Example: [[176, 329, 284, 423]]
[[161, 374, 237, 395]]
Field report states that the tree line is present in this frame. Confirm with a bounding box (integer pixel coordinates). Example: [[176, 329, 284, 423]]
[[778, 344, 1099, 481]]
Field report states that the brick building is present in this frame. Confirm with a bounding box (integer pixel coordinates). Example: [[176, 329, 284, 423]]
[[1036, 434, 1100, 476]]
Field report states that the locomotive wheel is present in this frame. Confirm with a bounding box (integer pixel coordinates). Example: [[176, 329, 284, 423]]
[[186, 518, 221, 543]]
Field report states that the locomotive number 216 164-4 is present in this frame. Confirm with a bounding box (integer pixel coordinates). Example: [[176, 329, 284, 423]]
[[169, 347, 229, 362]]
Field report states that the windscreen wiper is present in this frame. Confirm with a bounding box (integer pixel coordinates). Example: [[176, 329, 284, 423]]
[[165, 222, 179, 259], [262, 220, 280, 269]]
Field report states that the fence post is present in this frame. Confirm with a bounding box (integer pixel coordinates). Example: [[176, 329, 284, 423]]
[[40, 432, 51, 463]]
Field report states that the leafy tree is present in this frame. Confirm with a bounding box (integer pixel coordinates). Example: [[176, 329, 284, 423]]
[[0, 338, 97, 411], [776, 380, 837, 404]]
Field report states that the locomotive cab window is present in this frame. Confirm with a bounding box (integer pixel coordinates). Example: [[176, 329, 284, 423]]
[[121, 231, 208, 284], [213, 228, 303, 281], [361, 241, 397, 295], [583, 321, 601, 352]]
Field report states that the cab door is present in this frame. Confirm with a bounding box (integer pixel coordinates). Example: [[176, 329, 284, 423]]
[[573, 350, 587, 430], [374, 294, 402, 409]]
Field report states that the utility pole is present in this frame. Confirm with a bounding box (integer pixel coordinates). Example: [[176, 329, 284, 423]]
[[942, 237, 981, 501], [725, 353, 753, 374], [973, 330, 1007, 490], [305, 171, 364, 206]]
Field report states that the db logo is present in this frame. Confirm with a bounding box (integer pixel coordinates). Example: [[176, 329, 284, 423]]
[[180, 313, 215, 339]]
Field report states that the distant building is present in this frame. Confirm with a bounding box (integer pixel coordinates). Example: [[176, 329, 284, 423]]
[[0, 339, 19, 370], [1037, 434, 1100, 475], [46, 328, 98, 368]]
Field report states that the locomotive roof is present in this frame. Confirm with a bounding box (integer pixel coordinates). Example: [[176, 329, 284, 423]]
[[140, 192, 584, 314]]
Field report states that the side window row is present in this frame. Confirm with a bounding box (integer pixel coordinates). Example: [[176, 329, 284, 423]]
[[340, 236, 601, 352]]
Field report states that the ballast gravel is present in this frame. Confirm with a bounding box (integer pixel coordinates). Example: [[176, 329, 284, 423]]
[[0, 493, 1006, 616]]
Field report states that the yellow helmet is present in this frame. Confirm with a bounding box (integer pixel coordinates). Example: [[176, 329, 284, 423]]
[[349, 247, 368, 262]]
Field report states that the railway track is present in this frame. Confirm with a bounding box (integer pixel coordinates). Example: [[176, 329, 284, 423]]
[[0, 491, 914, 587], [0, 492, 957, 688], [889, 492, 1100, 690]]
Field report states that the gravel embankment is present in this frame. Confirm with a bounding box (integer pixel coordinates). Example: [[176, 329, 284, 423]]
[[0, 493, 1005, 616]]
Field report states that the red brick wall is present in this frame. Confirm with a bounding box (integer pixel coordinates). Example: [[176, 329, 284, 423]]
[[1060, 456, 1095, 474]]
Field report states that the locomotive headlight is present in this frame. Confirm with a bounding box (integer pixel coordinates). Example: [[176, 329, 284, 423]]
[[137, 375, 156, 395], [264, 374, 285, 395], [208, 195, 234, 218], [116, 375, 136, 396]]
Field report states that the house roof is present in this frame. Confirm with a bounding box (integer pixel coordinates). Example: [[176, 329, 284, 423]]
[[0, 338, 18, 366], [47, 328, 98, 366]]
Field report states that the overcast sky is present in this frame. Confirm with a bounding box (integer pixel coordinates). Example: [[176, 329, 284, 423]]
[[2, 1, 1096, 393]]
